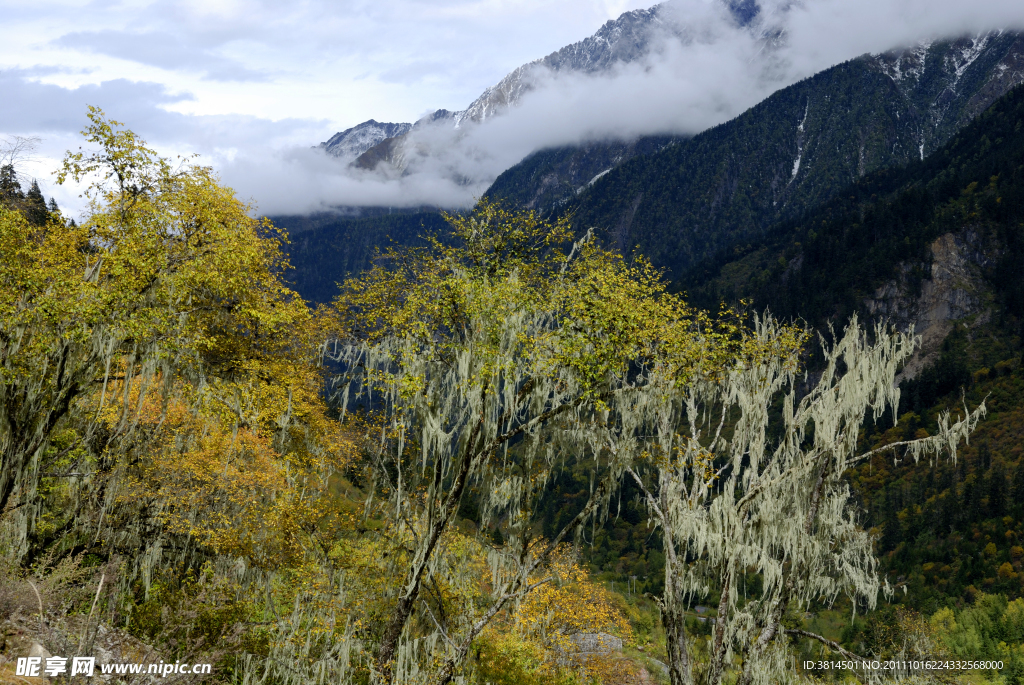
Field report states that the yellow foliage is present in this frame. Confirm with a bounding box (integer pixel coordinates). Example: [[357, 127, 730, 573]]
[[930, 607, 957, 635], [476, 550, 633, 683], [337, 199, 805, 404], [0, 107, 322, 524]]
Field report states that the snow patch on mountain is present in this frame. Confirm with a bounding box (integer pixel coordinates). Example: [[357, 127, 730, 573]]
[[790, 101, 809, 181], [319, 120, 412, 160]]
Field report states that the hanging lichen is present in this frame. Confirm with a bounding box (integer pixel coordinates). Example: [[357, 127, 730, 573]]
[[628, 315, 985, 685]]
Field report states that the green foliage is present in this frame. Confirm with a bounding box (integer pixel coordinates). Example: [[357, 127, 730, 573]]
[[127, 565, 251, 665]]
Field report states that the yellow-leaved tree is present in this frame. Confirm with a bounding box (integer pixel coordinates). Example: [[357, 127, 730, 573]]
[[326, 200, 780, 684], [0, 106, 319, 558], [0, 110, 365, 675], [475, 550, 634, 685]]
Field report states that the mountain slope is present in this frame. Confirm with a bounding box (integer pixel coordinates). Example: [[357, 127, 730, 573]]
[[331, 0, 767, 173], [455, 6, 671, 126], [288, 32, 1024, 303], [482, 135, 676, 211], [539, 32, 1024, 279], [681, 81, 1024, 334], [282, 211, 449, 303]]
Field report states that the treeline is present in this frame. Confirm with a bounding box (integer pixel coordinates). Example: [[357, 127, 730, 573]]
[[0, 163, 63, 226]]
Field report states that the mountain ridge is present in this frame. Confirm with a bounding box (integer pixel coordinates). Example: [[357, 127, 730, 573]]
[[549, 30, 1024, 280]]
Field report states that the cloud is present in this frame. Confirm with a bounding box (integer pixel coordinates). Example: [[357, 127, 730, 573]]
[[0, 69, 330, 215], [248, 0, 1024, 213], [54, 30, 271, 82], [0, 69, 332, 148], [8, 0, 1024, 217], [0, 69, 191, 134], [217, 146, 484, 216]]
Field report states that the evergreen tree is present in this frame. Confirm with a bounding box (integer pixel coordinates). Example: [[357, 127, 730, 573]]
[[961, 479, 977, 529], [24, 180, 48, 225], [989, 461, 1007, 519], [0, 164, 21, 203], [980, 441, 993, 472], [939, 490, 956, 535], [882, 489, 901, 551], [1013, 460, 1024, 515], [968, 475, 985, 524]]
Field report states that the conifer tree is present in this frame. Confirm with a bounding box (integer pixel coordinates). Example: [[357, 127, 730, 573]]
[[0, 164, 21, 203], [24, 179, 48, 225], [1011, 460, 1024, 515], [989, 461, 1006, 519]]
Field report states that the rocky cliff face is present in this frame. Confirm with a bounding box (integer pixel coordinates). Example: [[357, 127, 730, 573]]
[[868, 31, 1024, 163], [867, 229, 999, 382]]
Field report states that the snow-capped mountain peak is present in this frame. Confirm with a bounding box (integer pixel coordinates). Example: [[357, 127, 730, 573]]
[[318, 120, 413, 160]]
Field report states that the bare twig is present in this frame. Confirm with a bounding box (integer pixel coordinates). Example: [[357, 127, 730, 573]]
[[78, 573, 105, 654], [27, 579, 44, 636]]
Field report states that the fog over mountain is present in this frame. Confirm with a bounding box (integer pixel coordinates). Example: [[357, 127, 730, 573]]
[[217, 0, 1024, 214]]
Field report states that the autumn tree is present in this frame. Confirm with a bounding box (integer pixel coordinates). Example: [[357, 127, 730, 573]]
[[326, 200, 756, 683], [0, 107, 311, 557], [475, 550, 634, 684], [627, 316, 985, 685]]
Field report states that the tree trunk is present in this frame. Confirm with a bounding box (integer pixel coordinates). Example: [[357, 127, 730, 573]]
[[663, 600, 693, 685], [372, 415, 491, 683], [706, 561, 733, 685], [661, 527, 693, 685], [737, 589, 788, 685], [738, 462, 828, 685]]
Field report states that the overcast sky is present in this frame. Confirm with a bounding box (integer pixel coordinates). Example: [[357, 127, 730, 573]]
[[3, 0, 1024, 215]]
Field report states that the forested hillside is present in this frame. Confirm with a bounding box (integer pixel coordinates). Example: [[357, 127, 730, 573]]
[[482, 33, 1024, 281], [659, 81, 1024, 670], [483, 135, 676, 211], [274, 211, 448, 303]]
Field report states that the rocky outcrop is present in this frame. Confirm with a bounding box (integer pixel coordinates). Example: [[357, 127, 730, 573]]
[[865, 229, 997, 381]]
